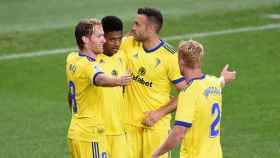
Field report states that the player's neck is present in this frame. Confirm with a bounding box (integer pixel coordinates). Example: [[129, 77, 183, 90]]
[[183, 68, 203, 82], [103, 47, 114, 57], [143, 35, 161, 50]]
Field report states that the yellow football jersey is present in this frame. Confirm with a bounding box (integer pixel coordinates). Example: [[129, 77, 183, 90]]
[[175, 75, 223, 158], [66, 52, 105, 142], [95, 51, 127, 135], [120, 36, 184, 129]]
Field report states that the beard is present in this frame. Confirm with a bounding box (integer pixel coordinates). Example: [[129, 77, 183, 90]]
[[133, 33, 146, 42]]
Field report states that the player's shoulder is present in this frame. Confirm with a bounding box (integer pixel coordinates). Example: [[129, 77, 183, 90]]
[[205, 75, 222, 88], [181, 75, 207, 93], [112, 50, 125, 59], [66, 52, 79, 62], [180, 81, 197, 94], [70, 52, 98, 69], [121, 36, 141, 47], [206, 75, 219, 82], [161, 40, 176, 54]]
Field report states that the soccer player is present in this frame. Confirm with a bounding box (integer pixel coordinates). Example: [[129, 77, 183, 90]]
[[152, 40, 227, 158], [120, 7, 236, 158], [66, 18, 131, 158], [93, 16, 128, 158]]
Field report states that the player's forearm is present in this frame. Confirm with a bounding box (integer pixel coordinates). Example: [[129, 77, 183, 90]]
[[153, 127, 183, 157], [156, 97, 177, 118], [95, 74, 122, 87], [142, 97, 177, 126], [95, 73, 132, 87]]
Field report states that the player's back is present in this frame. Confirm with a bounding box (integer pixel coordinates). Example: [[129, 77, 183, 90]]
[[177, 75, 223, 158], [66, 52, 105, 142]]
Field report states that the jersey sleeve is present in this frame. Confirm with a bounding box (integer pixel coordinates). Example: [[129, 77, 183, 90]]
[[175, 84, 198, 128], [85, 63, 104, 85], [167, 53, 185, 84]]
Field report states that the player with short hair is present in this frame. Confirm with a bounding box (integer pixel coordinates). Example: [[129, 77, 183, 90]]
[[120, 7, 185, 158], [152, 40, 229, 158], [120, 7, 236, 158], [66, 18, 131, 158], [94, 15, 129, 158]]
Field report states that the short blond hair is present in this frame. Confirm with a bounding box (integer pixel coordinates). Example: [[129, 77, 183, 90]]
[[75, 18, 102, 50], [178, 40, 204, 68]]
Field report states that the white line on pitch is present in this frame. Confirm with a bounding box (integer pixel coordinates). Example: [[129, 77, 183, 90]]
[[266, 14, 280, 20], [1, 23, 280, 61]]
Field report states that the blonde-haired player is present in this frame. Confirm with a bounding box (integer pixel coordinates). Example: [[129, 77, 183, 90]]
[[66, 18, 131, 158], [152, 40, 236, 158]]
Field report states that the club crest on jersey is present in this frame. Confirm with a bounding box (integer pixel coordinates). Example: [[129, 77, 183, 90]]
[[111, 70, 118, 76], [99, 59, 105, 64], [138, 67, 146, 76]]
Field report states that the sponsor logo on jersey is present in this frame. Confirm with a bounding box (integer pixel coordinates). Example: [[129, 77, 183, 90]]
[[131, 73, 153, 87], [130, 67, 153, 87]]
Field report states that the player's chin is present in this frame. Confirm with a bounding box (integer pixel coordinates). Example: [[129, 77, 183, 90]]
[[96, 48, 104, 54], [111, 48, 119, 53], [133, 35, 141, 41]]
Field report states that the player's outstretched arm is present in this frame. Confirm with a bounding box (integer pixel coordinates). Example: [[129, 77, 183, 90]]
[[151, 126, 187, 158], [95, 73, 132, 87], [220, 64, 236, 87]]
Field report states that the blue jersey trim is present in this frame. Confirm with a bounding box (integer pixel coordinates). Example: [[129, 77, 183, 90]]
[[175, 120, 192, 128], [172, 77, 185, 84], [79, 52, 96, 62], [187, 74, 206, 84], [144, 40, 164, 53], [93, 72, 104, 85]]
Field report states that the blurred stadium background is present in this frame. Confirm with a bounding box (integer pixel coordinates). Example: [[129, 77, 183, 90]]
[[0, 0, 279, 157]]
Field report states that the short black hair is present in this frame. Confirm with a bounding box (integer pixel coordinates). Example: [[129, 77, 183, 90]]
[[137, 7, 163, 33], [101, 16, 123, 33]]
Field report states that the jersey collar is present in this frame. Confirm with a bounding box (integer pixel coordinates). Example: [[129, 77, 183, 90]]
[[186, 74, 206, 84], [79, 52, 96, 62], [143, 39, 164, 53]]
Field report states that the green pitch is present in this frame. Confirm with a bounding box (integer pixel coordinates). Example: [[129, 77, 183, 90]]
[[0, 0, 279, 157]]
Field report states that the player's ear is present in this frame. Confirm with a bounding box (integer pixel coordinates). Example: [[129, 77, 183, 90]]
[[146, 22, 155, 33], [82, 36, 89, 44]]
